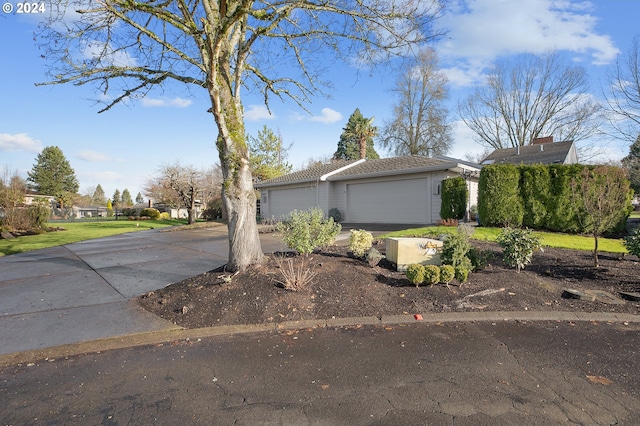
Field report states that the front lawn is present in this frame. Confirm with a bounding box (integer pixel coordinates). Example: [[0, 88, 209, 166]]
[[0, 219, 187, 256], [379, 225, 627, 254]]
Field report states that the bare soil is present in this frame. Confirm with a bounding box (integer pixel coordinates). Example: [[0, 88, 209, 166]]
[[137, 238, 640, 329]]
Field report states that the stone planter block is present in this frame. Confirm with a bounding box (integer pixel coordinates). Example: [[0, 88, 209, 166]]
[[386, 237, 443, 272]]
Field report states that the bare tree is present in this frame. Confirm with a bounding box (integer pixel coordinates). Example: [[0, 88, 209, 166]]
[[459, 52, 603, 150], [146, 162, 222, 225], [604, 35, 640, 142], [37, 0, 444, 270], [379, 48, 452, 156]]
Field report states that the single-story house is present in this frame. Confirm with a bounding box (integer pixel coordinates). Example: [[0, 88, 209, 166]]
[[480, 137, 578, 165], [255, 156, 481, 225]]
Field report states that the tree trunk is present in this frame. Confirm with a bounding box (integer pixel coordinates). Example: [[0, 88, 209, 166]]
[[593, 234, 599, 268], [209, 68, 263, 271], [359, 136, 366, 159]]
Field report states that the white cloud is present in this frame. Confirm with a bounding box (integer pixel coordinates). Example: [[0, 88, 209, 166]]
[[245, 104, 275, 121], [140, 97, 193, 108], [438, 0, 619, 86], [0, 133, 43, 153], [81, 40, 138, 68], [309, 108, 343, 124], [76, 150, 111, 162]]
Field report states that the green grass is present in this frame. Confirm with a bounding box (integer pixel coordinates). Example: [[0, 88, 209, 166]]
[[630, 210, 640, 219], [380, 226, 627, 253], [0, 219, 187, 256]]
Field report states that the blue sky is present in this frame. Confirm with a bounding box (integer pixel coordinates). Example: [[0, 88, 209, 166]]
[[1, 0, 638, 201]]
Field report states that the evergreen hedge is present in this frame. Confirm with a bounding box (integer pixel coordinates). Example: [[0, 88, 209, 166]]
[[440, 176, 467, 220], [478, 164, 523, 227], [478, 163, 632, 234]]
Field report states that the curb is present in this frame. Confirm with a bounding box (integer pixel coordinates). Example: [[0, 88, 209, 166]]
[[1, 311, 639, 369]]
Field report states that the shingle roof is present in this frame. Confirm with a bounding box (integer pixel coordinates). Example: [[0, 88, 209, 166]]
[[328, 156, 454, 180], [255, 156, 477, 187], [482, 141, 575, 165], [254, 160, 357, 187]]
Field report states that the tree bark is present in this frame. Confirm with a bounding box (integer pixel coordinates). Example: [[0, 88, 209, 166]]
[[209, 50, 263, 271]]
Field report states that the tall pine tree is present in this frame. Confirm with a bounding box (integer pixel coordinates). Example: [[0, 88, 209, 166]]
[[27, 146, 79, 209], [333, 109, 380, 160]]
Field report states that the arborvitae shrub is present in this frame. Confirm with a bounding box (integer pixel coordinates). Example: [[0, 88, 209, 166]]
[[478, 164, 523, 227], [423, 265, 440, 287], [405, 264, 425, 287], [440, 176, 467, 220]]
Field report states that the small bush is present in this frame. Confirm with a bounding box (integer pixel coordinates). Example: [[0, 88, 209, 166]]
[[140, 208, 160, 220], [277, 208, 341, 256], [441, 226, 474, 283], [349, 229, 374, 258], [423, 265, 440, 287], [468, 247, 492, 271], [328, 208, 342, 223], [624, 227, 640, 258], [202, 198, 223, 221], [496, 227, 543, 272], [158, 212, 170, 220], [274, 256, 317, 291], [439, 265, 455, 286], [455, 261, 472, 283], [405, 264, 425, 287], [27, 204, 49, 229]]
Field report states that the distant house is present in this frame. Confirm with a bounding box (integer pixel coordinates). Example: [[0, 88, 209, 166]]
[[481, 137, 578, 166], [255, 156, 481, 225]]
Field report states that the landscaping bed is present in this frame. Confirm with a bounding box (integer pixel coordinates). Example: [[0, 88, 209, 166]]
[[137, 240, 640, 329]]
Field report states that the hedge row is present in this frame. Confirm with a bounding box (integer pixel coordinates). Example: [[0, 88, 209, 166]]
[[478, 164, 632, 234], [440, 176, 467, 220]]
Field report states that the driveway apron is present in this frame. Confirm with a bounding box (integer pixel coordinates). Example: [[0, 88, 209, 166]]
[[0, 226, 285, 355]]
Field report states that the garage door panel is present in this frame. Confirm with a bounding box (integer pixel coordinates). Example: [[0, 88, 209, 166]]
[[267, 186, 316, 218], [347, 179, 429, 223]]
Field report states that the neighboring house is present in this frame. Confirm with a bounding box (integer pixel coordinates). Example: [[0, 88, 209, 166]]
[[23, 193, 57, 207], [72, 206, 108, 218], [480, 137, 578, 166], [255, 156, 481, 225]]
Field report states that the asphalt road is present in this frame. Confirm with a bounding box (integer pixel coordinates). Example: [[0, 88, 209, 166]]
[[2, 320, 639, 425]]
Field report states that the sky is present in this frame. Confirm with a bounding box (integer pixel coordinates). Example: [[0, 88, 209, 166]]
[[1, 0, 639, 202]]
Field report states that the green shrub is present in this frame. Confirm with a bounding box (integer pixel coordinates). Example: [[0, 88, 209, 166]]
[[328, 208, 342, 223], [277, 208, 341, 255], [496, 227, 543, 272], [455, 261, 472, 283], [441, 226, 474, 283], [439, 264, 455, 285], [478, 164, 523, 227], [202, 198, 223, 221], [405, 264, 425, 287], [349, 229, 373, 258], [468, 246, 492, 272], [27, 203, 50, 229], [624, 227, 640, 258], [140, 208, 160, 220], [423, 265, 440, 287], [440, 176, 467, 220], [159, 212, 170, 220]]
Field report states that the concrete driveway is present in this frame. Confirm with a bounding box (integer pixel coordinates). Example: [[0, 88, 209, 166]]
[[0, 226, 286, 355]]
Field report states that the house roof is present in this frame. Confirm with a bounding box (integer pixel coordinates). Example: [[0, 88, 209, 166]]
[[481, 140, 576, 165], [255, 156, 479, 188], [253, 160, 359, 187]]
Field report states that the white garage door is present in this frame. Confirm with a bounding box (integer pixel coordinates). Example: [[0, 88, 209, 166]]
[[346, 178, 430, 223], [267, 186, 317, 218]]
